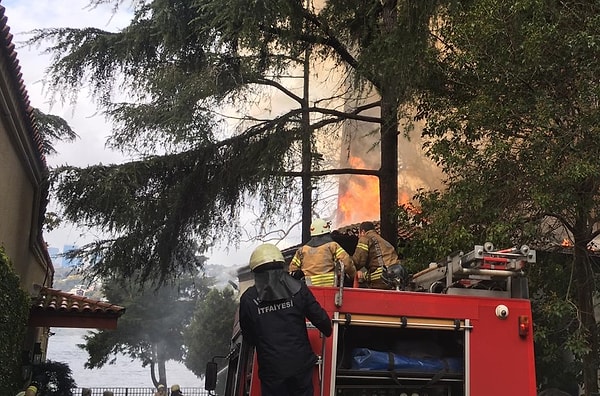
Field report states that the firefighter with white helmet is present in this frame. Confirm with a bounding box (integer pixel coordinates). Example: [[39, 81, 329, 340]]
[[239, 243, 332, 396], [289, 218, 356, 286]]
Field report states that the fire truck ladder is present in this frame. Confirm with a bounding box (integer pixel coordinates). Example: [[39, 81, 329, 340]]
[[410, 242, 536, 298]]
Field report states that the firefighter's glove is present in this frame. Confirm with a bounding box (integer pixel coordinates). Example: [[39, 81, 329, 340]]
[[357, 268, 368, 284], [290, 269, 305, 281]]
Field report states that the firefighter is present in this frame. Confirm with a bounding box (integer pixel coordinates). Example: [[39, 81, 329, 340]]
[[239, 243, 332, 396], [289, 218, 356, 286], [352, 221, 404, 289], [170, 384, 183, 396]]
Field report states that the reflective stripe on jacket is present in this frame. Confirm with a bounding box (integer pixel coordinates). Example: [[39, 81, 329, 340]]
[[307, 272, 336, 286], [289, 238, 356, 285], [352, 230, 400, 283]]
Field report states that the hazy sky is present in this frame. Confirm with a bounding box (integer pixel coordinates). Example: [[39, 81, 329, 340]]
[[2, 0, 273, 268]]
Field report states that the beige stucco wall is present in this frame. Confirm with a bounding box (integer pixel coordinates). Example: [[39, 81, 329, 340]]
[[0, 8, 54, 374], [0, 58, 52, 295], [1, 126, 36, 276]]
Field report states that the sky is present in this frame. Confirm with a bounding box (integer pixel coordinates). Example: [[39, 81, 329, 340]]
[[1, 0, 284, 268]]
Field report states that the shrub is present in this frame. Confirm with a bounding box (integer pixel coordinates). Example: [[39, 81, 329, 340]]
[[0, 246, 30, 391]]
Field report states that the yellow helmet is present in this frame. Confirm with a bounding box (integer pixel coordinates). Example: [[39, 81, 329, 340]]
[[171, 384, 180, 392], [310, 218, 331, 236], [249, 243, 284, 271]]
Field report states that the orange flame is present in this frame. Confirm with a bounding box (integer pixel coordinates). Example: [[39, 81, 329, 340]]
[[337, 156, 412, 225], [561, 238, 572, 247], [337, 177, 380, 225]]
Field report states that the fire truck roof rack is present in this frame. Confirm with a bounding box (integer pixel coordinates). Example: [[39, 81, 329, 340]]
[[410, 243, 536, 298]]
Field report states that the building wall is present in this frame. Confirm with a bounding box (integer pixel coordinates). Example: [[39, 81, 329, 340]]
[[0, 118, 48, 291], [0, 5, 54, 372], [0, 56, 52, 294]]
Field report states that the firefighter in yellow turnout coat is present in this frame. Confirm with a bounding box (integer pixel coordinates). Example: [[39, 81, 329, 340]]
[[289, 219, 356, 286], [353, 221, 402, 289]]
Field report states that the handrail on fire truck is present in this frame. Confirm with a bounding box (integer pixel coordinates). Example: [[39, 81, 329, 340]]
[[334, 259, 344, 307]]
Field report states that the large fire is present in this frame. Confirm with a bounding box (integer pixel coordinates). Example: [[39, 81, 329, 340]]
[[337, 156, 411, 225]]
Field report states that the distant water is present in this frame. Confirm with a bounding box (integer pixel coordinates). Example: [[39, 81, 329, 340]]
[[46, 327, 202, 388]]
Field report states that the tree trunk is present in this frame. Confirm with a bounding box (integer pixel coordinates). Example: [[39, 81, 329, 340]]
[[378, 0, 400, 248], [573, 219, 599, 395], [301, 47, 312, 244], [150, 342, 169, 388], [150, 361, 159, 387], [157, 343, 168, 387], [379, 93, 399, 248]]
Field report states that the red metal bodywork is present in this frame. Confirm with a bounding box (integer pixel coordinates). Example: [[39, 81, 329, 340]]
[[235, 286, 536, 396]]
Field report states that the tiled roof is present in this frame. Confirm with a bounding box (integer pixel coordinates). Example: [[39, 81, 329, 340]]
[[0, 5, 46, 167], [334, 220, 415, 240], [33, 286, 125, 313], [281, 220, 415, 258], [29, 286, 126, 330]]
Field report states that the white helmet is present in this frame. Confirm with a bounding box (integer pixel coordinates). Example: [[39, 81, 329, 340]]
[[310, 218, 331, 236], [249, 243, 285, 271]]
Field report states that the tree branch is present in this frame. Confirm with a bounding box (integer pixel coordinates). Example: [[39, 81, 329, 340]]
[[280, 167, 380, 177], [252, 77, 303, 105]]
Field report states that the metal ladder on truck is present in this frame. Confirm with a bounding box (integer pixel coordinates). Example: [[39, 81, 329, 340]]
[[410, 242, 536, 298]]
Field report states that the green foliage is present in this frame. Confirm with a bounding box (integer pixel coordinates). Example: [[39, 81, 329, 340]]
[[78, 273, 211, 386], [27, 0, 451, 284], [184, 287, 237, 377], [31, 360, 76, 396], [411, 0, 600, 390], [0, 247, 30, 392], [32, 108, 78, 156], [528, 252, 581, 391], [51, 126, 296, 284]]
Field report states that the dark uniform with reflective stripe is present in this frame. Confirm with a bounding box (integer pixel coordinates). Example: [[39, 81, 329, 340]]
[[352, 229, 401, 289], [239, 268, 332, 396]]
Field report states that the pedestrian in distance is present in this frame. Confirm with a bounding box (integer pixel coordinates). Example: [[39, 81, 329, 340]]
[[289, 218, 356, 286], [170, 384, 184, 396], [102, 391, 114, 396], [240, 243, 333, 396], [352, 221, 406, 289], [153, 384, 166, 396], [81, 389, 92, 396]]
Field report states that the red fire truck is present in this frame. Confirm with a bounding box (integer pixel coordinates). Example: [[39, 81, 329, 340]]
[[205, 243, 537, 396]]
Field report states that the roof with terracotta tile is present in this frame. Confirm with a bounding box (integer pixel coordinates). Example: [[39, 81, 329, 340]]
[[29, 286, 126, 329], [33, 286, 125, 313], [281, 220, 414, 259], [0, 5, 46, 168], [334, 220, 415, 240]]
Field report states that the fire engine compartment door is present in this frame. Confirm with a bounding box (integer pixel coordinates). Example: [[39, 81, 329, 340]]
[[331, 312, 472, 396]]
